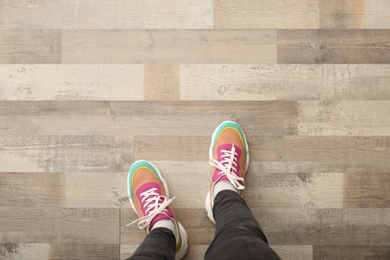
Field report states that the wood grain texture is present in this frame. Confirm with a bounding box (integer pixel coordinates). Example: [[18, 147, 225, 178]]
[[214, 0, 320, 29], [365, 0, 390, 29], [320, 0, 365, 29], [0, 101, 297, 136], [313, 245, 390, 260], [0, 30, 61, 63], [62, 0, 213, 29], [62, 30, 277, 64], [277, 29, 390, 64], [0, 65, 143, 100], [0, 0, 62, 29], [180, 64, 390, 100], [144, 64, 180, 100]]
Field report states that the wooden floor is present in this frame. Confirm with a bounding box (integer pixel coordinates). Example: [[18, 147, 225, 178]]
[[1, 1, 390, 259]]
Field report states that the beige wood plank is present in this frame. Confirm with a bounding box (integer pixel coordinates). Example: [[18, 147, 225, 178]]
[[343, 172, 390, 208], [0, 243, 119, 260], [298, 101, 390, 136], [277, 29, 390, 64], [0, 65, 143, 100], [0, 0, 62, 29], [214, 0, 320, 29], [0, 136, 133, 173], [63, 0, 212, 29], [0, 101, 296, 136], [62, 30, 276, 64], [0, 30, 61, 63], [272, 245, 313, 260], [320, 0, 365, 29], [0, 207, 119, 244], [365, 0, 390, 29], [180, 64, 390, 100], [313, 245, 390, 260], [144, 64, 179, 100]]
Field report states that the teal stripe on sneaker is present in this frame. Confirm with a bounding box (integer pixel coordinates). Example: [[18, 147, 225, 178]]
[[211, 121, 248, 154], [128, 160, 163, 199]]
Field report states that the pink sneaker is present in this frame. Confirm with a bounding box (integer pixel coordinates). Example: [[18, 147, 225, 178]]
[[205, 121, 250, 224], [128, 160, 188, 259]]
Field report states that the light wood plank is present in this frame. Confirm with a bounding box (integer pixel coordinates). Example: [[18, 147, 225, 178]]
[[180, 64, 390, 100], [62, 0, 212, 29], [365, 0, 390, 29], [144, 64, 180, 100], [0, 207, 119, 244], [313, 245, 390, 260], [62, 30, 277, 64], [214, 0, 320, 29], [272, 245, 313, 260], [0, 136, 133, 173], [0, 30, 61, 64], [0, 0, 62, 29], [343, 172, 390, 208], [319, 0, 365, 29], [0, 65, 143, 101], [298, 101, 390, 136], [277, 29, 390, 64]]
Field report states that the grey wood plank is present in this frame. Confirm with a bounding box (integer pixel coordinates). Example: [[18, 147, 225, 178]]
[[62, 0, 213, 29], [0, 65, 144, 101], [365, 0, 390, 29], [144, 64, 180, 100], [0, 30, 61, 63], [319, 0, 365, 29], [180, 64, 390, 100], [277, 29, 390, 64], [62, 30, 276, 64], [313, 245, 390, 260], [0, 207, 119, 244], [298, 101, 390, 136], [0, 243, 119, 260], [214, 0, 320, 29], [0, 0, 62, 29], [0, 136, 133, 173], [0, 101, 297, 136]]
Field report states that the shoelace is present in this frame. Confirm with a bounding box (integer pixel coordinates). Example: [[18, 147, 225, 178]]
[[209, 144, 245, 190], [127, 187, 175, 230]]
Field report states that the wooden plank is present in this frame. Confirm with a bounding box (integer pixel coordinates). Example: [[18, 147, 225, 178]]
[[319, 0, 365, 29], [62, 0, 212, 29], [272, 245, 312, 260], [0, 207, 119, 244], [214, 0, 320, 29], [0, 136, 133, 173], [0, 30, 61, 64], [277, 30, 390, 64], [365, 0, 390, 29], [62, 30, 277, 64], [0, 101, 297, 136], [298, 101, 390, 136], [180, 64, 390, 100], [0, 65, 144, 101], [0, 172, 126, 208], [144, 64, 180, 100], [0, 243, 119, 260], [343, 172, 390, 208], [313, 245, 390, 260], [0, 0, 62, 29]]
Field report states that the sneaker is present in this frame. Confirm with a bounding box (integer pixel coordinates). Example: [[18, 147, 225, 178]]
[[205, 121, 250, 224], [127, 160, 188, 259]]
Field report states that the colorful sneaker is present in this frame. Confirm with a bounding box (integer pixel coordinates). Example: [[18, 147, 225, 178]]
[[127, 160, 188, 259], [205, 121, 250, 224]]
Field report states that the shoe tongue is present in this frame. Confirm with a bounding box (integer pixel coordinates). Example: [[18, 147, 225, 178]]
[[136, 182, 174, 230], [212, 144, 242, 182]]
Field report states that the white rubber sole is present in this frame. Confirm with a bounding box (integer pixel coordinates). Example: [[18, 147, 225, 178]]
[[175, 222, 189, 260], [205, 121, 250, 224]]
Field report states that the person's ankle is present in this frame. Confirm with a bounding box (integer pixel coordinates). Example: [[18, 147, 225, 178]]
[[151, 218, 177, 239], [213, 181, 239, 201]]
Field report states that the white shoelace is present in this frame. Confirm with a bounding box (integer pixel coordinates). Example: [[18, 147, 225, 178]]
[[209, 144, 245, 190], [127, 187, 174, 230]]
